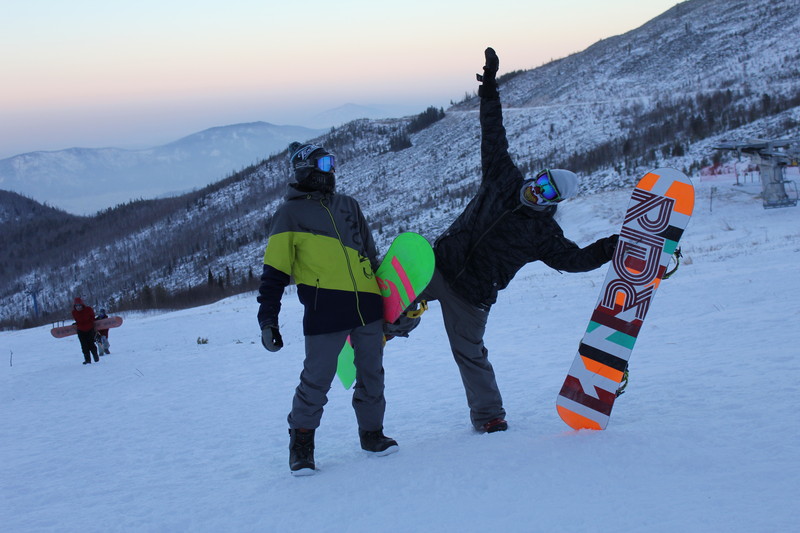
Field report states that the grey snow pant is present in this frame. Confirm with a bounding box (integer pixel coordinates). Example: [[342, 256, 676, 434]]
[[288, 319, 387, 432], [421, 268, 506, 430]]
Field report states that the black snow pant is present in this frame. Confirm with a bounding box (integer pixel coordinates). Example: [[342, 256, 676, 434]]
[[288, 319, 387, 432], [77, 329, 99, 363], [421, 268, 506, 430]]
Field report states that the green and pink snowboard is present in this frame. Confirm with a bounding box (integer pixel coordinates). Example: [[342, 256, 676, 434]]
[[336, 232, 435, 389]]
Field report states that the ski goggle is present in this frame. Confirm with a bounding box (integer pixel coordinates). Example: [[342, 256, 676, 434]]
[[314, 155, 335, 173], [533, 170, 561, 201], [523, 170, 562, 204]]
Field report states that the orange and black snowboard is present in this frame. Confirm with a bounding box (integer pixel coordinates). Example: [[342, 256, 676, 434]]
[[557, 168, 694, 430]]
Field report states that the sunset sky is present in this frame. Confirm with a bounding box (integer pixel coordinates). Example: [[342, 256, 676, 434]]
[[0, 0, 682, 158]]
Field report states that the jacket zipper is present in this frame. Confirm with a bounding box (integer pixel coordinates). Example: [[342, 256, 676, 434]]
[[321, 199, 366, 326]]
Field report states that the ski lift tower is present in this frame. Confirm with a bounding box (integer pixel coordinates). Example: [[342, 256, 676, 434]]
[[714, 138, 799, 209]]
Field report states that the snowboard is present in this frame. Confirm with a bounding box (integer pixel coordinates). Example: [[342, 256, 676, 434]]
[[557, 168, 694, 430], [50, 316, 124, 338], [336, 232, 435, 389]]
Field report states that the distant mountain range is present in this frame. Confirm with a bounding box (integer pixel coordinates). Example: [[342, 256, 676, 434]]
[[0, 122, 326, 215], [306, 103, 424, 129], [0, 102, 428, 216], [2, 0, 799, 328]]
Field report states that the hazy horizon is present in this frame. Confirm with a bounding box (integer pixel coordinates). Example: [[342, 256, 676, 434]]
[[0, 0, 684, 159]]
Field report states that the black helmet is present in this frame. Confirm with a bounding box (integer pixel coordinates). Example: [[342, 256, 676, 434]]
[[287, 141, 336, 193]]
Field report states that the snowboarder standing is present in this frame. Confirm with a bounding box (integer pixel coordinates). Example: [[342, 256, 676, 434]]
[[420, 48, 619, 433], [72, 297, 99, 365], [257, 141, 398, 476]]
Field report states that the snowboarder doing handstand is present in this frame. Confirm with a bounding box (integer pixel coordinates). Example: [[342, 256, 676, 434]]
[[257, 142, 398, 476], [420, 48, 619, 433]]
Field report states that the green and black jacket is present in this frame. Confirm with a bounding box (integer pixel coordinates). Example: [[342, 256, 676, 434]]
[[257, 186, 383, 336]]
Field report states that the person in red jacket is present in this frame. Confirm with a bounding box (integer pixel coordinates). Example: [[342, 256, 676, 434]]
[[72, 297, 99, 364]]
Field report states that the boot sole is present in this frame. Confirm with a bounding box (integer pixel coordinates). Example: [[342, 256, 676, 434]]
[[290, 467, 316, 476], [363, 444, 399, 457]]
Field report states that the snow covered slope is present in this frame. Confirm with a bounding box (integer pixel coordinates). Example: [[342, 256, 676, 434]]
[[2, 173, 798, 532]]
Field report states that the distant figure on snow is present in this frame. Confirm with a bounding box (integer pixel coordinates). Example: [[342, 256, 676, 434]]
[[72, 297, 99, 365], [94, 307, 111, 355], [256, 141, 398, 476], [418, 47, 620, 433]]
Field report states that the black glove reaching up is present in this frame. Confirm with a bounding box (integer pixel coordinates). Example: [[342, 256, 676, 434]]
[[477, 47, 499, 99], [261, 325, 284, 352]]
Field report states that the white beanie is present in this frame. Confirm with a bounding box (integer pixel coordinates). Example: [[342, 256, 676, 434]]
[[548, 169, 578, 200], [520, 168, 579, 209]]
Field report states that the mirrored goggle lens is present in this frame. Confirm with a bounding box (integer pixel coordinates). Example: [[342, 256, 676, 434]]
[[315, 155, 335, 172], [535, 171, 560, 200]]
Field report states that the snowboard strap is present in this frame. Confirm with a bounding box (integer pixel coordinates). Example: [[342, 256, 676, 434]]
[[662, 247, 683, 280], [405, 300, 428, 319], [382, 300, 429, 344], [615, 366, 629, 397]]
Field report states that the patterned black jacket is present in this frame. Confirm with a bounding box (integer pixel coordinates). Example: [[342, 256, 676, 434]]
[[433, 91, 612, 310]]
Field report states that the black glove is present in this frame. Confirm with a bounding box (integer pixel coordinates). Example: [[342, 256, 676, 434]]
[[383, 313, 421, 341], [477, 47, 499, 99], [601, 234, 620, 261], [261, 326, 284, 352]]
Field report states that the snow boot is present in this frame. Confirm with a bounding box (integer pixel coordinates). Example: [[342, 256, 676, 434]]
[[359, 428, 398, 456], [481, 418, 508, 433], [289, 428, 315, 476]]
